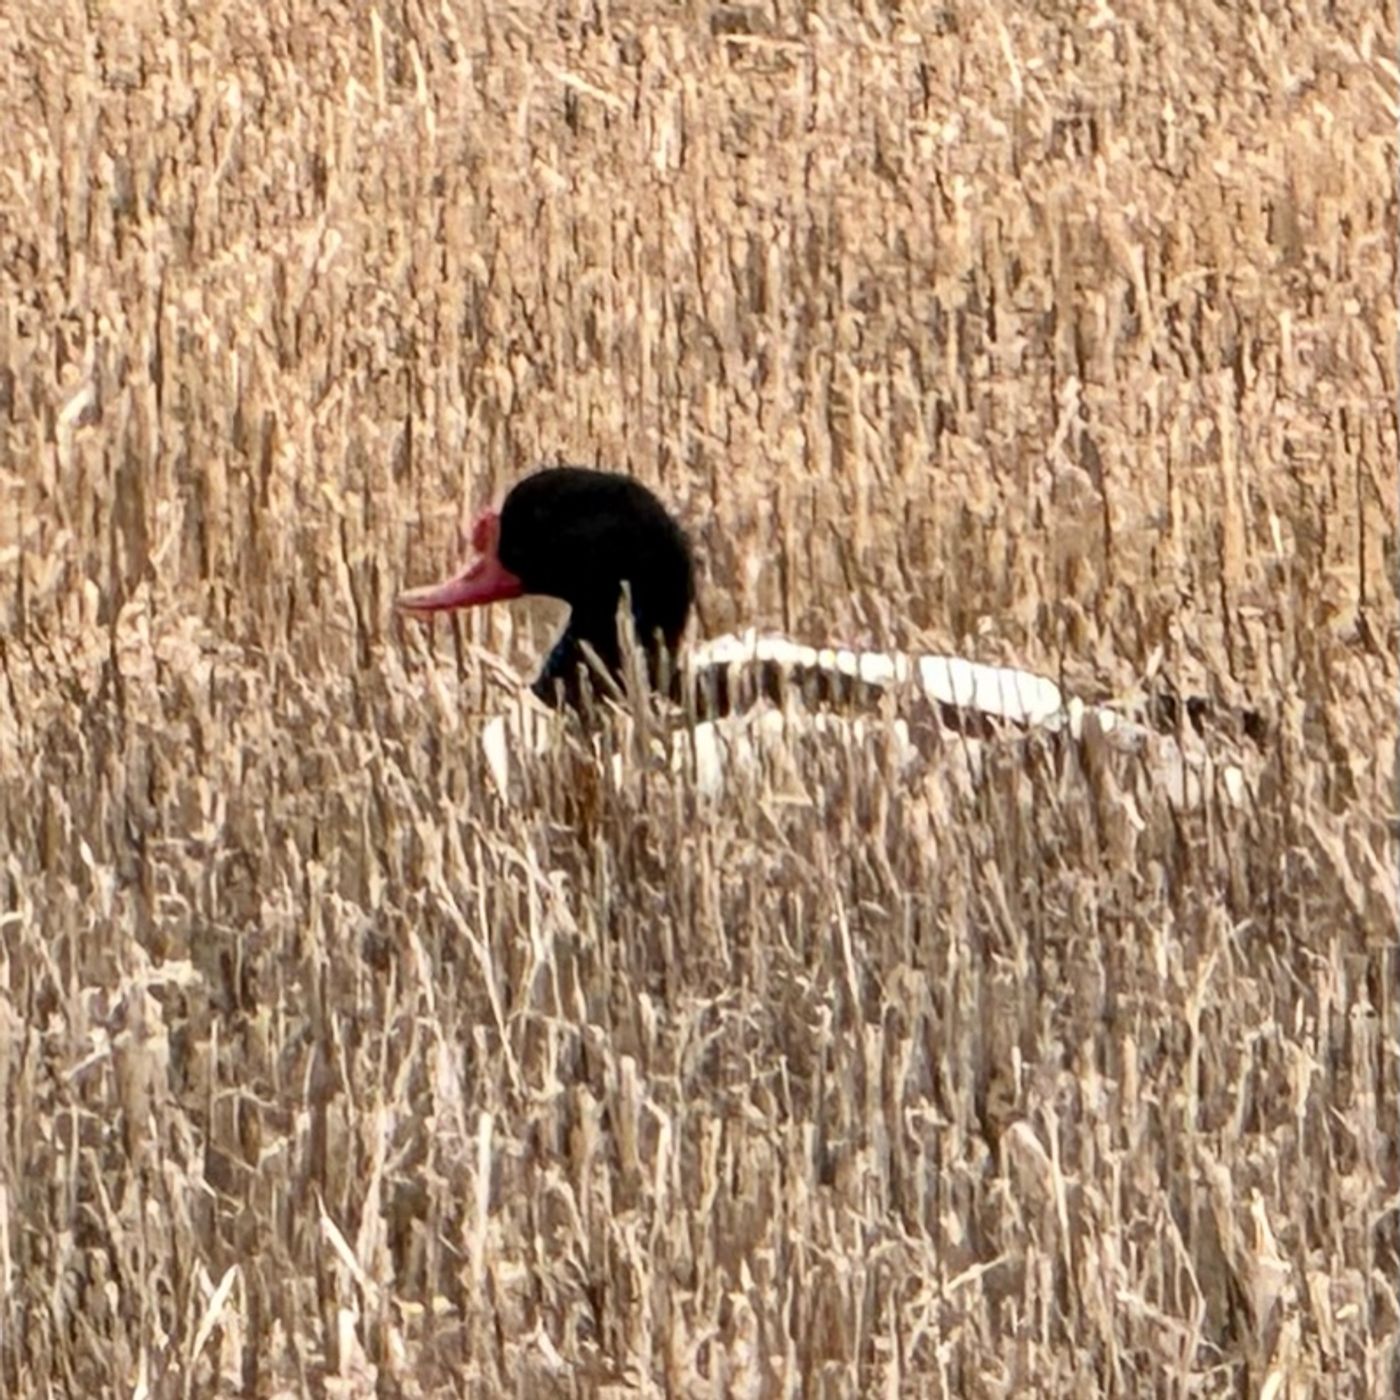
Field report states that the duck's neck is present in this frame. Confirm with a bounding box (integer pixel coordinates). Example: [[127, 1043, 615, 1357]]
[[532, 623, 611, 708], [532, 612, 682, 710]]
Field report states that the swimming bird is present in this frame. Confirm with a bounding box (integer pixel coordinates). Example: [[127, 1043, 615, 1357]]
[[396, 466, 1255, 803]]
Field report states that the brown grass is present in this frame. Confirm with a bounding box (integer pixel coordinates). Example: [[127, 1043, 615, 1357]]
[[1, 0, 1396, 1394]]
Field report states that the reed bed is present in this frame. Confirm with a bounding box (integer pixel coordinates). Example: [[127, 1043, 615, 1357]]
[[0, 0, 1395, 1393]]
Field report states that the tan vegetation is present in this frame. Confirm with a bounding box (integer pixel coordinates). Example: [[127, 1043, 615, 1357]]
[[1, 0, 1396, 1393]]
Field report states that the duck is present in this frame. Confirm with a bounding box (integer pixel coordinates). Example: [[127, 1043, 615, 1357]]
[[396, 465, 1256, 804]]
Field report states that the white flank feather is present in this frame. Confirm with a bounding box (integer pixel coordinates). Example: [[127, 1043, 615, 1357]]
[[472, 636, 1248, 810]]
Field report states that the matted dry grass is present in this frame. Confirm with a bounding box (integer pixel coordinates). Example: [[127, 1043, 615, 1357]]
[[1, 0, 1396, 1394]]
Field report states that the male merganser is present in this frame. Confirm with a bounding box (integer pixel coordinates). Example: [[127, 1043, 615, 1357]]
[[397, 466, 1255, 803]]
